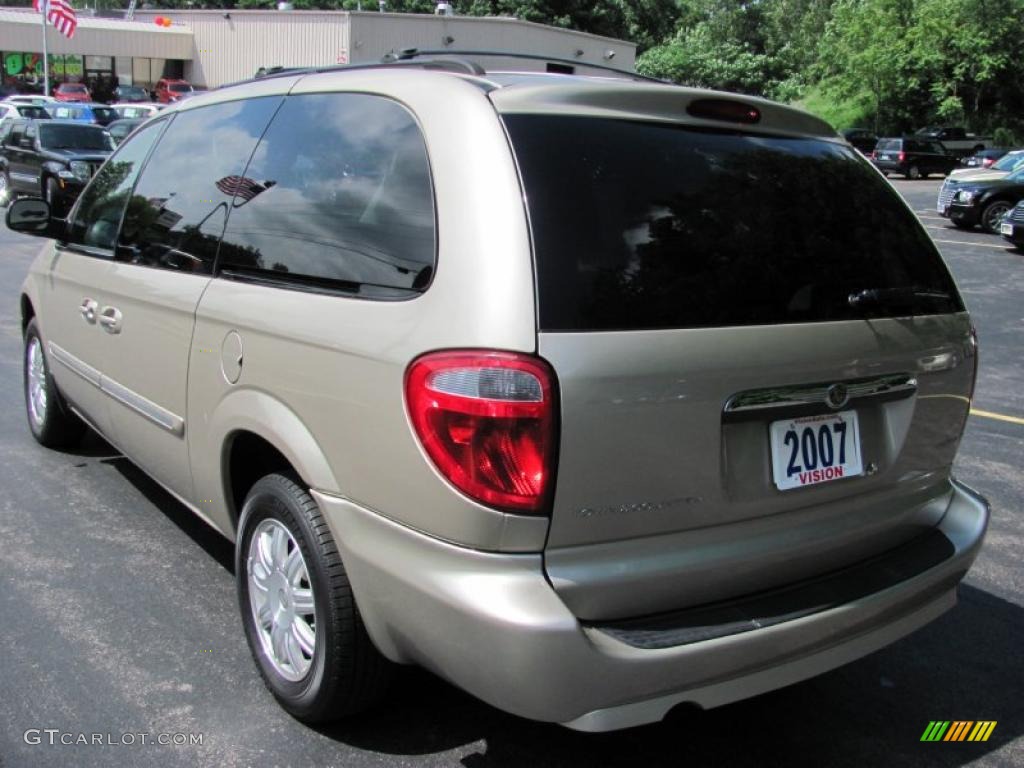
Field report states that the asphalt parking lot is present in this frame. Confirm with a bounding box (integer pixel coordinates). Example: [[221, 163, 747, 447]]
[[0, 178, 1021, 768]]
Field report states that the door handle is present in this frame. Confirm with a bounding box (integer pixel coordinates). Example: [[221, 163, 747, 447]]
[[80, 298, 98, 324], [98, 305, 122, 334]]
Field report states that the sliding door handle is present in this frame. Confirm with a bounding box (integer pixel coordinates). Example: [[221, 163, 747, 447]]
[[98, 306, 122, 334], [79, 298, 98, 324]]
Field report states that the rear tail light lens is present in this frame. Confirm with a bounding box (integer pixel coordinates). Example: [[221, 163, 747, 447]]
[[870, 150, 877, 159], [405, 351, 557, 514], [686, 98, 761, 124], [898, 151, 906, 163]]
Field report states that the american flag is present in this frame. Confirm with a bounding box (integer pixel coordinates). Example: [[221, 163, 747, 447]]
[[216, 176, 275, 205], [33, 0, 77, 39]]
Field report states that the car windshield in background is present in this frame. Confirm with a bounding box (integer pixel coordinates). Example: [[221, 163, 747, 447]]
[[169, 84, 193, 92], [39, 124, 113, 151], [504, 116, 962, 331], [994, 153, 1024, 172]]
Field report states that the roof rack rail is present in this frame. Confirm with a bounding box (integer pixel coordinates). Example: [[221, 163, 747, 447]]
[[226, 48, 663, 91], [383, 48, 667, 84], [223, 56, 486, 90]]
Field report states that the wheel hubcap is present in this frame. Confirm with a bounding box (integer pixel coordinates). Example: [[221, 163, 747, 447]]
[[26, 337, 47, 428], [247, 519, 316, 681], [986, 205, 1010, 232]]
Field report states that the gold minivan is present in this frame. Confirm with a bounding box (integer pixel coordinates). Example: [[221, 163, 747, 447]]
[[11, 58, 988, 731]]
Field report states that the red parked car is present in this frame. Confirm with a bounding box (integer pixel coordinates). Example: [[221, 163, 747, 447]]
[[53, 82, 91, 103], [153, 78, 194, 103]]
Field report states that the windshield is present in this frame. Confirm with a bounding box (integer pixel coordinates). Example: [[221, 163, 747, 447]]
[[1006, 168, 1024, 183], [39, 124, 113, 151], [993, 153, 1024, 172], [169, 84, 193, 92], [504, 115, 962, 331], [121, 87, 146, 97]]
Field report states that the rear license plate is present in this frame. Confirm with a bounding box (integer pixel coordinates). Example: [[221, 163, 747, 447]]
[[1002, 221, 1014, 236], [769, 411, 863, 491]]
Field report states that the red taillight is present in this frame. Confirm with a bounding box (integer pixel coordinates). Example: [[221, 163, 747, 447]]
[[686, 98, 761, 124], [983, 158, 995, 167], [405, 351, 557, 514], [870, 150, 877, 159], [898, 151, 906, 163]]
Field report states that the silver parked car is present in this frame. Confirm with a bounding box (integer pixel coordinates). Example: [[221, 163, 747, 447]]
[[11, 57, 988, 731]]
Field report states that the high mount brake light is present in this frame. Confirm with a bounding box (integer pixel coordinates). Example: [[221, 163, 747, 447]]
[[687, 98, 761, 125], [405, 351, 557, 514]]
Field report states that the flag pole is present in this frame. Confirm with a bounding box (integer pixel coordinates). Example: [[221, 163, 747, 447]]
[[41, 0, 50, 97]]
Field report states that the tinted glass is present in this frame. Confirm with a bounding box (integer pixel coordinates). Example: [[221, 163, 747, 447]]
[[218, 93, 435, 295], [116, 97, 280, 274], [994, 153, 1024, 171], [504, 116, 962, 331], [38, 124, 112, 151], [92, 107, 117, 124], [876, 139, 899, 151], [169, 84, 192, 92], [68, 119, 165, 250]]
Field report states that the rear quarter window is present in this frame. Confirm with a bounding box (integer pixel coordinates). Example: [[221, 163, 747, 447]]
[[217, 92, 435, 297], [503, 115, 962, 331]]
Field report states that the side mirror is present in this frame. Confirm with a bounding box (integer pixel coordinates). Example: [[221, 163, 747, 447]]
[[6, 197, 65, 239]]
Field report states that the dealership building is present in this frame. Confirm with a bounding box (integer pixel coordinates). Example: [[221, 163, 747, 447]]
[[0, 7, 636, 94]]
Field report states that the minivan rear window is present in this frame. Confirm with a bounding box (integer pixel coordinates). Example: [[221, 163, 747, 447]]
[[876, 139, 900, 151], [503, 116, 962, 331]]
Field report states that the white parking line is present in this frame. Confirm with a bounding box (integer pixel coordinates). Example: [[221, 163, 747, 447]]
[[931, 237, 1011, 250]]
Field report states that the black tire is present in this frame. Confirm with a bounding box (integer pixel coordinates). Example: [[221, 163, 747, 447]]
[[980, 200, 1012, 235], [236, 473, 392, 723], [23, 318, 85, 448], [951, 219, 973, 230], [44, 176, 61, 216], [906, 165, 922, 180], [0, 169, 12, 207]]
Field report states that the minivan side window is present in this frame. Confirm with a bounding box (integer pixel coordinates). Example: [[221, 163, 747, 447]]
[[67, 119, 166, 251], [115, 97, 281, 274], [217, 92, 435, 296]]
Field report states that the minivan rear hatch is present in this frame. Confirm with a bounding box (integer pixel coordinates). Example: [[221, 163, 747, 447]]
[[491, 84, 975, 621]]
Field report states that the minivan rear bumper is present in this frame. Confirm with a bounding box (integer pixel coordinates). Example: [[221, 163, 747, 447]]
[[314, 479, 987, 732]]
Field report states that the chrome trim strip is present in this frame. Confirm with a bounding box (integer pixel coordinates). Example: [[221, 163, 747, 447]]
[[47, 341, 184, 436], [48, 341, 102, 387], [724, 374, 917, 415], [100, 376, 184, 436]]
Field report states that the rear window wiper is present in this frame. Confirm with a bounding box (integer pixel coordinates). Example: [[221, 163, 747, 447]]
[[848, 286, 953, 308]]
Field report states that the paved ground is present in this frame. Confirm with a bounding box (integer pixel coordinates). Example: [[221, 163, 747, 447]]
[[0, 178, 1021, 768]]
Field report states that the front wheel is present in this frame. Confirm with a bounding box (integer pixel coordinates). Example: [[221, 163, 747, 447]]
[[44, 176, 61, 216], [981, 200, 1012, 234], [0, 169, 12, 207], [906, 165, 922, 180], [236, 473, 392, 723], [23, 318, 85, 448]]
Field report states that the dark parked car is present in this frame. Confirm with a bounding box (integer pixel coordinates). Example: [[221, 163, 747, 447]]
[[106, 117, 144, 145], [942, 167, 1024, 234], [0, 118, 113, 216], [871, 137, 960, 179], [841, 128, 878, 154], [47, 103, 119, 127], [113, 85, 150, 103], [1000, 200, 1024, 249], [960, 148, 1009, 168]]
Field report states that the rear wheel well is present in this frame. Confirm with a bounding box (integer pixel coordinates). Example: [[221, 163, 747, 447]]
[[226, 431, 299, 531], [20, 295, 35, 335]]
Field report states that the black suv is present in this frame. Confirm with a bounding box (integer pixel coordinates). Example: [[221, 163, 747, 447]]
[[0, 118, 113, 216], [871, 137, 959, 179], [943, 167, 1024, 234]]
